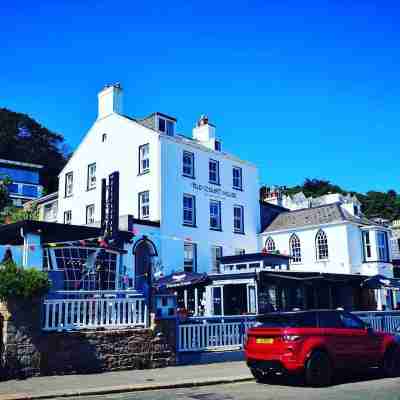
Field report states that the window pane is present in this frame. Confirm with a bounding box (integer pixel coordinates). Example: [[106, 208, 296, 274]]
[[233, 206, 244, 233], [158, 118, 166, 132], [183, 194, 195, 225], [210, 200, 221, 229], [318, 312, 343, 328], [166, 120, 174, 136], [184, 242, 196, 272], [139, 144, 150, 173], [183, 152, 194, 177], [233, 167, 242, 189], [316, 230, 328, 260], [209, 160, 219, 184], [139, 191, 150, 218]]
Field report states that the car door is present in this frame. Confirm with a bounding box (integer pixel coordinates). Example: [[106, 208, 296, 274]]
[[341, 312, 383, 366], [338, 312, 371, 367], [319, 311, 351, 369]]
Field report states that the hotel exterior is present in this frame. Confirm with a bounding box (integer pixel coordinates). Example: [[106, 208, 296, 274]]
[[56, 84, 260, 292]]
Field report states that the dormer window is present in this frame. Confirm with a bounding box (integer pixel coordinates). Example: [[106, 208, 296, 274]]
[[215, 140, 221, 151], [158, 117, 175, 136]]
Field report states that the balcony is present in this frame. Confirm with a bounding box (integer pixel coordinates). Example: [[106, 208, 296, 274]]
[[7, 182, 42, 199], [43, 290, 147, 331], [217, 252, 291, 275]]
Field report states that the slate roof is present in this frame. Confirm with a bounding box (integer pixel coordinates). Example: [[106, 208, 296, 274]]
[[263, 203, 380, 233]]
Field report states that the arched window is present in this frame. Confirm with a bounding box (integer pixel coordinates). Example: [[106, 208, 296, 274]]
[[289, 234, 301, 263], [265, 237, 276, 252], [316, 230, 328, 260]]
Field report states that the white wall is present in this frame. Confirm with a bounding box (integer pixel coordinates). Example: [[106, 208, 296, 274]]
[[159, 136, 260, 275], [58, 114, 161, 226], [261, 222, 394, 277], [262, 223, 353, 275], [57, 108, 261, 279]]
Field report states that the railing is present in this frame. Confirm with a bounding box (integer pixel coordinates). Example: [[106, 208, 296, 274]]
[[178, 316, 256, 352], [353, 311, 400, 333], [43, 296, 147, 331]]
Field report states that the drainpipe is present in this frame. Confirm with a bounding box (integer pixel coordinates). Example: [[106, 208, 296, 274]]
[[20, 227, 28, 268]]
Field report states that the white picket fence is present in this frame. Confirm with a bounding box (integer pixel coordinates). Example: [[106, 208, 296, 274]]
[[43, 297, 147, 331], [178, 318, 256, 352], [353, 311, 400, 333]]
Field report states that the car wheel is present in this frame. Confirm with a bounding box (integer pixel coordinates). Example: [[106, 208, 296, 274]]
[[305, 350, 333, 387], [250, 367, 271, 383], [382, 347, 400, 378]]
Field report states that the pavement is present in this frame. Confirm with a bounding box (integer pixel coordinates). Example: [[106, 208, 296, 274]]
[[0, 361, 253, 400], [52, 377, 400, 400]]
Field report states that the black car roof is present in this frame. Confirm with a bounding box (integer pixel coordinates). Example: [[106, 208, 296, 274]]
[[258, 309, 342, 316]]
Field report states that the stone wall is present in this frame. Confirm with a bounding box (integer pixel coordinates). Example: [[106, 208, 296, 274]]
[[0, 300, 175, 379]]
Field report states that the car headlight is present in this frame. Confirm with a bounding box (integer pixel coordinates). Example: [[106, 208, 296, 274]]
[[282, 335, 302, 342]]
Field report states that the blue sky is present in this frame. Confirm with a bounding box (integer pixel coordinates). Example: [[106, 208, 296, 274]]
[[1, 1, 399, 193]]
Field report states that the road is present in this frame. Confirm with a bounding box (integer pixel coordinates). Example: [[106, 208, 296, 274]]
[[53, 374, 400, 400]]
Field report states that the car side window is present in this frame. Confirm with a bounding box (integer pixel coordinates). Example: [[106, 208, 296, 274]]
[[340, 312, 365, 329], [300, 312, 317, 327], [318, 312, 343, 328]]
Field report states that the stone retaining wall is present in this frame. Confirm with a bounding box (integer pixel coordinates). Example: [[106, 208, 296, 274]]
[[0, 300, 175, 379]]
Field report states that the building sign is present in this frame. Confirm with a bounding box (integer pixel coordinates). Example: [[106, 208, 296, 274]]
[[191, 182, 237, 199]]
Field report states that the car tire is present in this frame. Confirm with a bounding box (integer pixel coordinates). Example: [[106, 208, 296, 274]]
[[250, 368, 270, 383], [382, 347, 400, 378], [305, 350, 333, 387]]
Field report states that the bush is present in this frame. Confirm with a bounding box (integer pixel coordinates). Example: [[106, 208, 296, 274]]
[[0, 261, 51, 301]]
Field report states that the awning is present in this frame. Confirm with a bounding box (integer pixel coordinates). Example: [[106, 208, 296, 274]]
[[154, 271, 209, 290], [259, 271, 366, 287], [361, 275, 400, 290]]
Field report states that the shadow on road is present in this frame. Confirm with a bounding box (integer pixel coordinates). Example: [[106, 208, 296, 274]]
[[257, 368, 387, 388]]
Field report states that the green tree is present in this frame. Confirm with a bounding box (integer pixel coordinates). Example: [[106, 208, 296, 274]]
[[0, 203, 39, 224], [0, 176, 11, 211], [0, 260, 50, 301], [0, 108, 69, 193]]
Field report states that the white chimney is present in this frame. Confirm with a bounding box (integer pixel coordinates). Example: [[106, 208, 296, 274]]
[[192, 115, 220, 150], [97, 83, 123, 119]]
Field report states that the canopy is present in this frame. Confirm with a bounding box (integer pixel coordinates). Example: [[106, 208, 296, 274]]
[[154, 271, 209, 290], [361, 275, 400, 290]]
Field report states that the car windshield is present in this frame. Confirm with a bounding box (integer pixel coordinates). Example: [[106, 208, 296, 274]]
[[256, 313, 317, 328]]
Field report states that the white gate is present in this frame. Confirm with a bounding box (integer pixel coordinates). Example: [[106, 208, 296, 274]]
[[353, 311, 400, 333], [43, 297, 147, 331], [178, 317, 256, 352]]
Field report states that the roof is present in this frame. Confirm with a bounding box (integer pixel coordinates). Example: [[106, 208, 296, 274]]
[[219, 252, 290, 265], [263, 203, 380, 233], [0, 159, 43, 169], [28, 192, 58, 205], [0, 220, 133, 245], [154, 271, 209, 289]]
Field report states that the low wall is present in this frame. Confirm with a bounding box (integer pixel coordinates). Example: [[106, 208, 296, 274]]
[[0, 300, 175, 379]]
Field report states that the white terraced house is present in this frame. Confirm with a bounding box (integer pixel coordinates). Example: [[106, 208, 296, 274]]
[[57, 84, 261, 293]]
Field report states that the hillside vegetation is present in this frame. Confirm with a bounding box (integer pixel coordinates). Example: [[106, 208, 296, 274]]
[[285, 179, 400, 221]]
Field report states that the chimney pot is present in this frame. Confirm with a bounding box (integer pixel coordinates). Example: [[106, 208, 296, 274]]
[[98, 83, 123, 119]]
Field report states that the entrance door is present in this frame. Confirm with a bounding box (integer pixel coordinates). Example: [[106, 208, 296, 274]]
[[135, 241, 153, 293], [211, 287, 222, 315]]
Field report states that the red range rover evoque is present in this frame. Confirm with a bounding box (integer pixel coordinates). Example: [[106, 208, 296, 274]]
[[244, 310, 400, 386]]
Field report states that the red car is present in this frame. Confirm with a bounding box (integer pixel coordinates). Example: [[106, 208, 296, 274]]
[[244, 310, 400, 386]]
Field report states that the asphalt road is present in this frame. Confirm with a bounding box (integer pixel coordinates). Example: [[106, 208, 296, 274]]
[[53, 373, 400, 400]]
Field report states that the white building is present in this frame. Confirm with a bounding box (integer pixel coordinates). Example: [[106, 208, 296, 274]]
[[56, 84, 260, 282], [258, 196, 394, 309], [263, 186, 363, 215], [25, 192, 58, 222]]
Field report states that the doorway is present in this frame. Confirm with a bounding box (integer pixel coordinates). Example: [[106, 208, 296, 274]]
[[134, 239, 156, 293]]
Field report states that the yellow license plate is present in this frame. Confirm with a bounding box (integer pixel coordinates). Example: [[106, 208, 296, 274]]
[[256, 338, 274, 344]]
